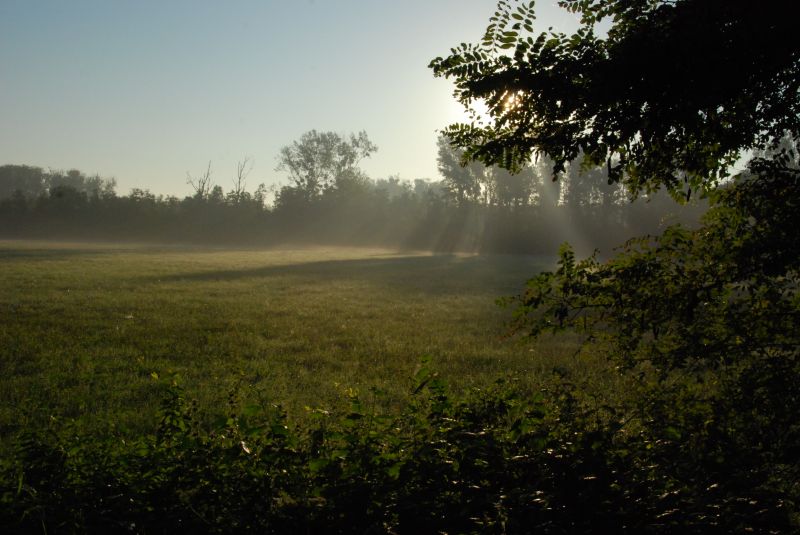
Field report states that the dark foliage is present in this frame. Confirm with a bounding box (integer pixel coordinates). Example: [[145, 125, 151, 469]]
[[430, 0, 800, 530], [430, 0, 800, 197], [2, 368, 796, 533]]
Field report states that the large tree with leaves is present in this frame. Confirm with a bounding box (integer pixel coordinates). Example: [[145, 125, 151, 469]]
[[433, 0, 800, 529], [431, 0, 800, 197], [276, 130, 377, 203]]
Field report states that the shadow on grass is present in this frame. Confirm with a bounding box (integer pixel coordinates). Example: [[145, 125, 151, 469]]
[[0, 241, 217, 261], [0, 247, 111, 261], [145, 253, 556, 297]]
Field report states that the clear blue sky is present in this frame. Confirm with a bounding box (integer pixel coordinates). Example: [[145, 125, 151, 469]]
[[0, 0, 579, 197]]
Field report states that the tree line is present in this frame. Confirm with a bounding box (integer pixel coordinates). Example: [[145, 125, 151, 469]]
[[0, 132, 704, 254]]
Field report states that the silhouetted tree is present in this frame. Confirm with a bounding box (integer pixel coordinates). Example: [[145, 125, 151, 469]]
[[0, 165, 48, 199], [187, 161, 214, 200], [48, 168, 116, 199], [436, 135, 484, 205], [431, 0, 800, 198], [276, 130, 377, 203], [228, 157, 253, 204], [489, 165, 536, 208]]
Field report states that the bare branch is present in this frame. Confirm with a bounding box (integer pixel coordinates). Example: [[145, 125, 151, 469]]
[[231, 157, 253, 202], [187, 161, 213, 199]]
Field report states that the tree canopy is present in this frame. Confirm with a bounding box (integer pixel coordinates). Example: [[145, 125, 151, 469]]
[[430, 0, 800, 197], [276, 130, 377, 202]]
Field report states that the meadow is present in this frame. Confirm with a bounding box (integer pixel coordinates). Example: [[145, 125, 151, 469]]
[[0, 240, 581, 443]]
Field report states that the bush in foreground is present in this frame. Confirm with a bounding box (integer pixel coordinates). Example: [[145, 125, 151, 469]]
[[2, 362, 797, 534]]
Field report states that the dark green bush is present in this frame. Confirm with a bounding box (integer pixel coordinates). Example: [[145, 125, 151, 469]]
[[3, 362, 797, 533]]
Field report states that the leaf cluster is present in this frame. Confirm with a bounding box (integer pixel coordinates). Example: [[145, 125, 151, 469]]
[[430, 0, 800, 197]]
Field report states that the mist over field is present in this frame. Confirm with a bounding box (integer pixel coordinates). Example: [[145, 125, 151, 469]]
[[0, 146, 705, 257]]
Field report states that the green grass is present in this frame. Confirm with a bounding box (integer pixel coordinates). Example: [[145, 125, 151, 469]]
[[0, 240, 584, 441]]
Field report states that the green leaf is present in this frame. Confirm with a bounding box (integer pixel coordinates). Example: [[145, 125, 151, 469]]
[[387, 462, 403, 479], [308, 458, 329, 473]]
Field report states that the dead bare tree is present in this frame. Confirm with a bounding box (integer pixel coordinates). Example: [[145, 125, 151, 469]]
[[231, 157, 253, 203], [187, 161, 213, 199]]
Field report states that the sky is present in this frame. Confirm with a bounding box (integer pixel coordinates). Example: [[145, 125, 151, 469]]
[[1, 0, 581, 197]]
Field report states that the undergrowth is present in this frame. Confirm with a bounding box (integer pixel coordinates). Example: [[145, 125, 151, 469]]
[[2, 359, 797, 534]]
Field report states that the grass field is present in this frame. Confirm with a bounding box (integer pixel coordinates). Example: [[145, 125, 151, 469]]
[[0, 240, 585, 441]]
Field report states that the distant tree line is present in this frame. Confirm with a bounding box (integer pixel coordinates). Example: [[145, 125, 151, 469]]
[[0, 133, 705, 253]]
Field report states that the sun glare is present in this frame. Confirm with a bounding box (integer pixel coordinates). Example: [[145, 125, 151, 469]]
[[502, 91, 525, 114], [446, 97, 490, 125]]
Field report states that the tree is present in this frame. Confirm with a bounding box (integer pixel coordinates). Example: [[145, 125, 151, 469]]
[[0, 165, 48, 199], [48, 168, 116, 199], [432, 0, 800, 528], [431, 0, 800, 367], [276, 130, 377, 202], [431, 0, 800, 197], [490, 164, 536, 208], [187, 161, 214, 199], [560, 155, 611, 208], [436, 135, 484, 205], [228, 157, 253, 204]]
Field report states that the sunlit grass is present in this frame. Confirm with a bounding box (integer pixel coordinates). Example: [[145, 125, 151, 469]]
[[0, 240, 597, 441]]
